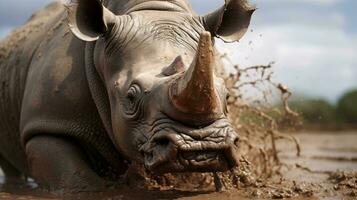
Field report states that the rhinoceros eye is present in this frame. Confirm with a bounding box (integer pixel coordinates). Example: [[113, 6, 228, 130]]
[[125, 84, 142, 118], [127, 84, 141, 103], [127, 87, 136, 102]]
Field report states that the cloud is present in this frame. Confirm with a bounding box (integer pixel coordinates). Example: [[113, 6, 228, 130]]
[[0, 0, 54, 27], [217, 10, 357, 102], [189, 0, 223, 14], [260, 0, 342, 6], [0, 26, 12, 39]]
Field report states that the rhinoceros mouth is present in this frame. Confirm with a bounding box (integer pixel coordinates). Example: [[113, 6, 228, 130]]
[[140, 119, 239, 174]]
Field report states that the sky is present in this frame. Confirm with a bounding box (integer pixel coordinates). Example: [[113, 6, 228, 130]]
[[0, 0, 356, 103]]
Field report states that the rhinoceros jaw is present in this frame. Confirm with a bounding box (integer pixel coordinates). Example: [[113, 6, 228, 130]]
[[140, 119, 239, 174]]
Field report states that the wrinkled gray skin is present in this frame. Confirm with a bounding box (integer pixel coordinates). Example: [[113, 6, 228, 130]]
[[0, 0, 254, 193]]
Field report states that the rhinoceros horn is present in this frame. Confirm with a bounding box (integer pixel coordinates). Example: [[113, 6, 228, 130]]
[[169, 31, 218, 114]]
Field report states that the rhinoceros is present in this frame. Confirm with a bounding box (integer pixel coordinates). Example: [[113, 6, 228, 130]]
[[0, 0, 254, 192]]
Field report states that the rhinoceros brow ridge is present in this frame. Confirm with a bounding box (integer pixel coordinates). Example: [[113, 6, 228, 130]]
[[104, 14, 204, 56]]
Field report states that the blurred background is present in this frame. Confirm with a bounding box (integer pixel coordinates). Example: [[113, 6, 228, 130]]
[[0, 0, 356, 128]]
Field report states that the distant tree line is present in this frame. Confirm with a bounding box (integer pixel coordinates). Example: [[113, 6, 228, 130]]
[[289, 89, 357, 128]]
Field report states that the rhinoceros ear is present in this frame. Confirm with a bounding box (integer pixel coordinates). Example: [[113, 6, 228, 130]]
[[66, 0, 116, 41], [202, 0, 255, 43]]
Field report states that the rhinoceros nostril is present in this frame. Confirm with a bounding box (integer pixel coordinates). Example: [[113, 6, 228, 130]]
[[155, 138, 171, 148], [234, 137, 240, 147]]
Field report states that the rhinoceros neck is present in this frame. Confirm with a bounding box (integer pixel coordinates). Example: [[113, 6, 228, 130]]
[[85, 41, 115, 142], [105, 0, 193, 14]]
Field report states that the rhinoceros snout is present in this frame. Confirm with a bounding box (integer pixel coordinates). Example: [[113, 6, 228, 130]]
[[140, 119, 239, 174]]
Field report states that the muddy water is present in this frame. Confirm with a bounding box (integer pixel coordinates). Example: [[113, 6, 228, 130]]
[[278, 132, 357, 173], [275, 131, 357, 200], [1, 131, 357, 200]]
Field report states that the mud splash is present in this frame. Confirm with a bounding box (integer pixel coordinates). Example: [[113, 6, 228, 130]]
[[1, 48, 356, 200], [118, 62, 357, 199], [125, 62, 305, 198]]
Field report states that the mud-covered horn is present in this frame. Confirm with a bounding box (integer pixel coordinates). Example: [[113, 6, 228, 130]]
[[169, 31, 218, 114]]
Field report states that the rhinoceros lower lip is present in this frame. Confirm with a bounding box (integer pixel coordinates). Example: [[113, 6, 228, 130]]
[[141, 120, 239, 174]]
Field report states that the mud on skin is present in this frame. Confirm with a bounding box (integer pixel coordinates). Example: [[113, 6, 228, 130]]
[[0, 0, 255, 194]]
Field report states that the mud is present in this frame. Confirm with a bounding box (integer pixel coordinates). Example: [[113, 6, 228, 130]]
[[1, 131, 356, 199], [1, 62, 356, 199], [277, 132, 357, 199]]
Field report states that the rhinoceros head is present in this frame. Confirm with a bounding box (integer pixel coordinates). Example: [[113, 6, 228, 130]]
[[67, 0, 254, 174]]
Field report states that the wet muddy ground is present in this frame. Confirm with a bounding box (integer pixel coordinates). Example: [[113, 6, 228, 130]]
[[1, 131, 356, 199], [277, 131, 357, 199]]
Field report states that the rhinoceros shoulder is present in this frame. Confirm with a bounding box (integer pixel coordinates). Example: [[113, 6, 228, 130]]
[[0, 2, 66, 173], [17, 4, 125, 176]]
